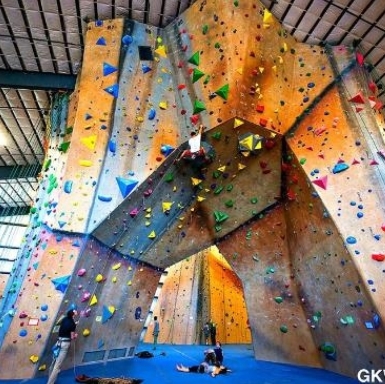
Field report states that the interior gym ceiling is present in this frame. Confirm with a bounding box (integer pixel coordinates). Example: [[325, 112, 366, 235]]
[[0, 0, 384, 214]]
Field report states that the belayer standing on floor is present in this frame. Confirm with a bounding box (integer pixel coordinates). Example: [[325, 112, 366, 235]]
[[209, 320, 217, 346], [47, 309, 78, 384], [203, 321, 210, 345], [152, 316, 160, 350]]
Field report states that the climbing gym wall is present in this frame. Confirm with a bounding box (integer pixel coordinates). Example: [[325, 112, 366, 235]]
[[202, 247, 252, 344], [142, 248, 251, 345], [0, 0, 384, 380]]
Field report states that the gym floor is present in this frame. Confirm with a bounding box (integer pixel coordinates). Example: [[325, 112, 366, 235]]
[[1, 344, 360, 383]]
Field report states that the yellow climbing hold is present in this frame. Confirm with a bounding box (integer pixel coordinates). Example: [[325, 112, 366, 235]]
[[136, 115, 144, 122], [236, 67, 243, 75], [128, 266, 132, 271], [217, 166, 226, 172], [112, 276, 117, 283], [263, 9, 273, 28], [127, 280, 132, 286], [38, 364, 47, 371], [79, 160, 93, 167], [282, 43, 288, 52], [145, 221, 151, 226], [30, 355, 39, 364], [173, 186, 177, 192], [83, 329, 90, 337], [234, 118, 244, 128], [197, 196, 205, 202], [108, 305, 116, 314], [80, 135, 97, 150], [90, 294, 98, 306], [162, 202, 173, 212], [191, 177, 203, 186], [95, 274, 103, 282], [112, 263, 121, 270], [148, 230, 156, 239], [155, 45, 167, 57], [159, 101, 168, 110], [238, 163, 247, 170]]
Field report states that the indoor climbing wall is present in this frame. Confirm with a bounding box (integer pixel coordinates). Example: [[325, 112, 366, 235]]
[[45, 19, 125, 233], [217, 206, 321, 367], [0, 0, 385, 380], [203, 248, 252, 344], [142, 248, 252, 345], [143, 254, 202, 345], [282, 150, 385, 378]]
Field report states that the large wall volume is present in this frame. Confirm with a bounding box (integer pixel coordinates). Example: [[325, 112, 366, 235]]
[[0, 0, 385, 380]]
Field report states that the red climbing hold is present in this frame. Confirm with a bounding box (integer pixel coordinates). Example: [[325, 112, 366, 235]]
[[372, 253, 385, 262], [349, 92, 365, 104]]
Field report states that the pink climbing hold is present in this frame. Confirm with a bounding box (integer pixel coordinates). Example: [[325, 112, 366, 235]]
[[312, 176, 328, 190], [81, 292, 91, 302], [130, 208, 139, 217], [77, 268, 86, 276]]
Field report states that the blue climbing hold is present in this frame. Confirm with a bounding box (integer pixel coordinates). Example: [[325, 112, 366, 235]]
[[332, 163, 349, 174], [122, 35, 133, 45], [346, 236, 357, 244]]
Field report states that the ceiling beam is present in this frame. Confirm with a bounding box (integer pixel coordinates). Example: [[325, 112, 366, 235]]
[[0, 69, 76, 91], [0, 206, 31, 217], [0, 164, 42, 179]]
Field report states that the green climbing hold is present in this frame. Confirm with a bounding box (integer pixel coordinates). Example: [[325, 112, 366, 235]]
[[66, 126, 73, 134], [193, 100, 206, 114], [215, 84, 229, 100], [313, 311, 322, 322], [280, 325, 288, 333], [213, 170, 221, 179], [225, 200, 234, 208], [214, 210, 229, 224], [215, 225, 222, 232], [214, 186, 223, 195], [274, 297, 283, 304], [250, 197, 258, 204], [192, 68, 205, 83], [203, 75, 210, 85], [188, 51, 200, 66], [164, 173, 174, 182], [266, 267, 275, 274], [211, 131, 222, 140], [340, 316, 355, 325], [202, 25, 209, 35], [226, 184, 233, 191], [43, 158, 51, 171], [300, 158, 306, 165], [58, 142, 71, 153], [214, 42, 220, 49]]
